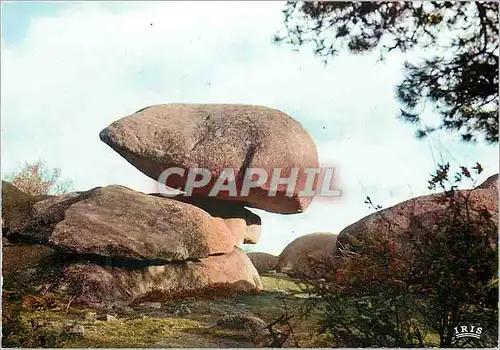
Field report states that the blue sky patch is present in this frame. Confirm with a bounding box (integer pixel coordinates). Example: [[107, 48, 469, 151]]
[[2, 2, 63, 45]]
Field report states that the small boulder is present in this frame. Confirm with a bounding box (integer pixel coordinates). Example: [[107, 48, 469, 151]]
[[174, 304, 191, 316], [276, 232, 337, 279], [214, 314, 268, 337], [247, 252, 278, 273]]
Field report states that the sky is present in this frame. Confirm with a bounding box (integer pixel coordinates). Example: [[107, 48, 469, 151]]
[[2, 1, 498, 255]]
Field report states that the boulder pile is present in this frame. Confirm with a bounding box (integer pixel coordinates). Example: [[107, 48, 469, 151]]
[[2, 104, 319, 305]]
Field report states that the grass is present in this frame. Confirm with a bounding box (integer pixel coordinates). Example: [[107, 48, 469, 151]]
[[260, 274, 308, 294]]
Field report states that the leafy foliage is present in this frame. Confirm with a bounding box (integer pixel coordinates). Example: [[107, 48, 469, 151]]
[[4, 159, 73, 196], [275, 1, 499, 143]]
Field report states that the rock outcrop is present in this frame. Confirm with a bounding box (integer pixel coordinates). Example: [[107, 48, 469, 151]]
[[3, 186, 262, 304], [247, 252, 278, 273]]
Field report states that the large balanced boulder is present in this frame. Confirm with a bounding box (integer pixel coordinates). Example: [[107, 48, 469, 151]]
[[7, 190, 98, 242], [247, 252, 278, 274], [48, 248, 261, 304], [12, 186, 236, 261], [337, 188, 498, 255], [276, 232, 337, 278], [100, 104, 319, 214]]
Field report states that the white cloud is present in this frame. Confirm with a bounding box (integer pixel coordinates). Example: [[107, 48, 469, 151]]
[[2, 2, 498, 256]]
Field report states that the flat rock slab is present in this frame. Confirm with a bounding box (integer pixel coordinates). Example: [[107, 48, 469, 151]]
[[100, 104, 319, 214], [55, 248, 262, 304], [48, 185, 235, 261]]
